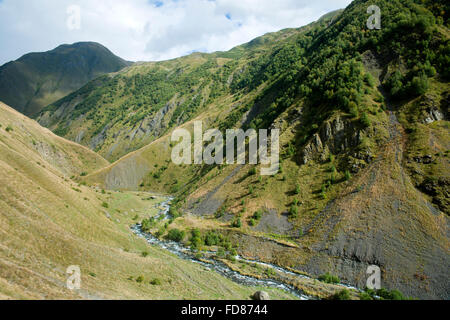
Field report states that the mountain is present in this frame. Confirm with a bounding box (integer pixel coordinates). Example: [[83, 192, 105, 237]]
[[0, 42, 131, 117], [0, 101, 298, 299], [25, 0, 450, 299], [36, 17, 332, 162]]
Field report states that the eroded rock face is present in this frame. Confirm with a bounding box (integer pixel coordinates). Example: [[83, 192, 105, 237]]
[[301, 115, 361, 164], [423, 108, 444, 124], [125, 101, 176, 143], [253, 209, 294, 236], [90, 123, 110, 150]]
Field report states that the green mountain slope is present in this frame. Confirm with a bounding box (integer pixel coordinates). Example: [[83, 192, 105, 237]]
[[36, 14, 338, 162], [38, 0, 449, 299], [0, 42, 131, 117]]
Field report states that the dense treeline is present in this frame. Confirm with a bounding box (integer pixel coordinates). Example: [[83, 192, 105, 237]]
[[231, 0, 448, 132]]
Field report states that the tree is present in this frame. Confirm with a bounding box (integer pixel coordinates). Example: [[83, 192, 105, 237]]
[[409, 73, 429, 96], [167, 229, 185, 242], [289, 205, 298, 218], [361, 112, 371, 127]]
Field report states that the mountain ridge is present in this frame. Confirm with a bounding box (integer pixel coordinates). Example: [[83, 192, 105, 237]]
[[0, 42, 131, 117]]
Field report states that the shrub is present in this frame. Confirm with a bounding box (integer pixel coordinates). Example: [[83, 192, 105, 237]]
[[80, 172, 88, 177], [362, 287, 408, 300], [215, 208, 224, 219], [376, 288, 407, 300], [289, 205, 298, 218], [348, 102, 359, 118], [364, 73, 375, 87], [204, 231, 221, 246], [167, 228, 185, 242], [248, 167, 257, 175], [318, 272, 340, 284], [328, 154, 335, 163], [5, 125, 13, 132], [217, 247, 226, 257], [361, 112, 371, 127], [232, 218, 242, 228], [265, 268, 276, 277], [226, 253, 236, 262], [330, 289, 350, 300], [136, 275, 144, 283], [169, 207, 181, 219], [190, 228, 204, 250], [359, 292, 373, 300], [141, 251, 149, 257], [345, 170, 352, 181], [253, 209, 262, 220], [141, 218, 154, 232], [330, 164, 337, 173], [150, 278, 162, 285], [409, 74, 429, 96], [101, 202, 109, 208], [320, 184, 327, 200], [330, 172, 336, 184]]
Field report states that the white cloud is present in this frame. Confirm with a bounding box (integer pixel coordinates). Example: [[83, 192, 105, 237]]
[[0, 0, 352, 65]]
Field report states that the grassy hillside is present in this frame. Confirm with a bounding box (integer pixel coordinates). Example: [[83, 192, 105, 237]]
[[0, 102, 296, 300], [0, 42, 131, 117], [78, 0, 449, 299]]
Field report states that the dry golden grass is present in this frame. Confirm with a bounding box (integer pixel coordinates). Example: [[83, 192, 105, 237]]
[[0, 102, 296, 300]]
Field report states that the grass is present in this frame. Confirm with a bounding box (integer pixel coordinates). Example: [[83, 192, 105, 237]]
[[0, 102, 297, 300]]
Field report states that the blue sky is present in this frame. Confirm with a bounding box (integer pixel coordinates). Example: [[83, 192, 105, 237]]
[[0, 0, 352, 65]]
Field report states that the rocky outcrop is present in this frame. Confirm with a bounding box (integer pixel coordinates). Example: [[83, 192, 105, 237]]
[[418, 94, 448, 124], [301, 115, 362, 164], [90, 124, 111, 150], [128, 101, 177, 142], [423, 108, 444, 124], [252, 291, 270, 300]]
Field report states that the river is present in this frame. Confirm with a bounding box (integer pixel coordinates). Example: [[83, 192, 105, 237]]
[[131, 196, 359, 299]]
